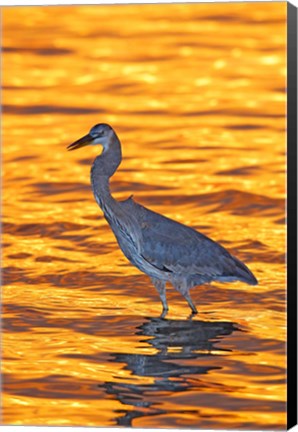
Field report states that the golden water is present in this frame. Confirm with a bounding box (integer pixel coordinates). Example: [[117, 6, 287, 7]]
[[2, 2, 287, 429]]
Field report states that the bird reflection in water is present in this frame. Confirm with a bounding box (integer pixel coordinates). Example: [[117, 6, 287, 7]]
[[99, 317, 238, 426]]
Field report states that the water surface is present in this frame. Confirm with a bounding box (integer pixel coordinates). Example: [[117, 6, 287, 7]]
[[2, 2, 286, 429]]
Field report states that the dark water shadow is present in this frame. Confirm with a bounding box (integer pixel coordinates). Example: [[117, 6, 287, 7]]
[[134, 188, 284, 218], [3, 104, 100, 115], [2, 220, 113, 258], [3, 46, 74, 56], [2, 220, 95, 239], [96, 317, 238, 426], [31, 182, 90, 196], [215, 165, 261, 176], [182, 108, 284, 119]]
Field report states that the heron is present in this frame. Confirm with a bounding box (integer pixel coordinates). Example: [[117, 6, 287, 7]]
[[67, 123, 258, 316]]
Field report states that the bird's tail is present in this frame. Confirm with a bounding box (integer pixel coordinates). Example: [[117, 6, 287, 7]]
[[233, 255, 258, 285]]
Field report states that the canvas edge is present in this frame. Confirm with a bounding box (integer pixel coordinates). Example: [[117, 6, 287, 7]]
[[287, 1, 298, 430]]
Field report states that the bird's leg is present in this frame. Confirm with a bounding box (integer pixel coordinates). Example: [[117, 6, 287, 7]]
[[173, 281, 198, 314], [151, 278, 168, 316], [183, 292, 198, 315]]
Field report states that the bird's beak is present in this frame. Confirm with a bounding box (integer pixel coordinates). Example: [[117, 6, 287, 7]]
[[67, 134, 93, 151]]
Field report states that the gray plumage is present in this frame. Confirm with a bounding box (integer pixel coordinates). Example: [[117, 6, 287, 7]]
[[67, 123, 258, 316]]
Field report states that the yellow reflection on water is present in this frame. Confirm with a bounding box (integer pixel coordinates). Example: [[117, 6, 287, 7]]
[[2, 2, 286, 429]]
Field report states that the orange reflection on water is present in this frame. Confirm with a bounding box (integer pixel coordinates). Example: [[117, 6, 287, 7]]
[[2, 2, 286, 429]]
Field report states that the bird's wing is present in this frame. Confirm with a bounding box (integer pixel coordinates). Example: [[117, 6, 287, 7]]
[[121, 198, 238, 279]]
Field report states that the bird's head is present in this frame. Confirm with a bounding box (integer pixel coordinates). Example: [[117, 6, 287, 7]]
[[67, 123, 114, 151]]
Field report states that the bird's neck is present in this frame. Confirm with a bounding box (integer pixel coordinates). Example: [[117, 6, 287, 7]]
[[90, 133, 122, 215]]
